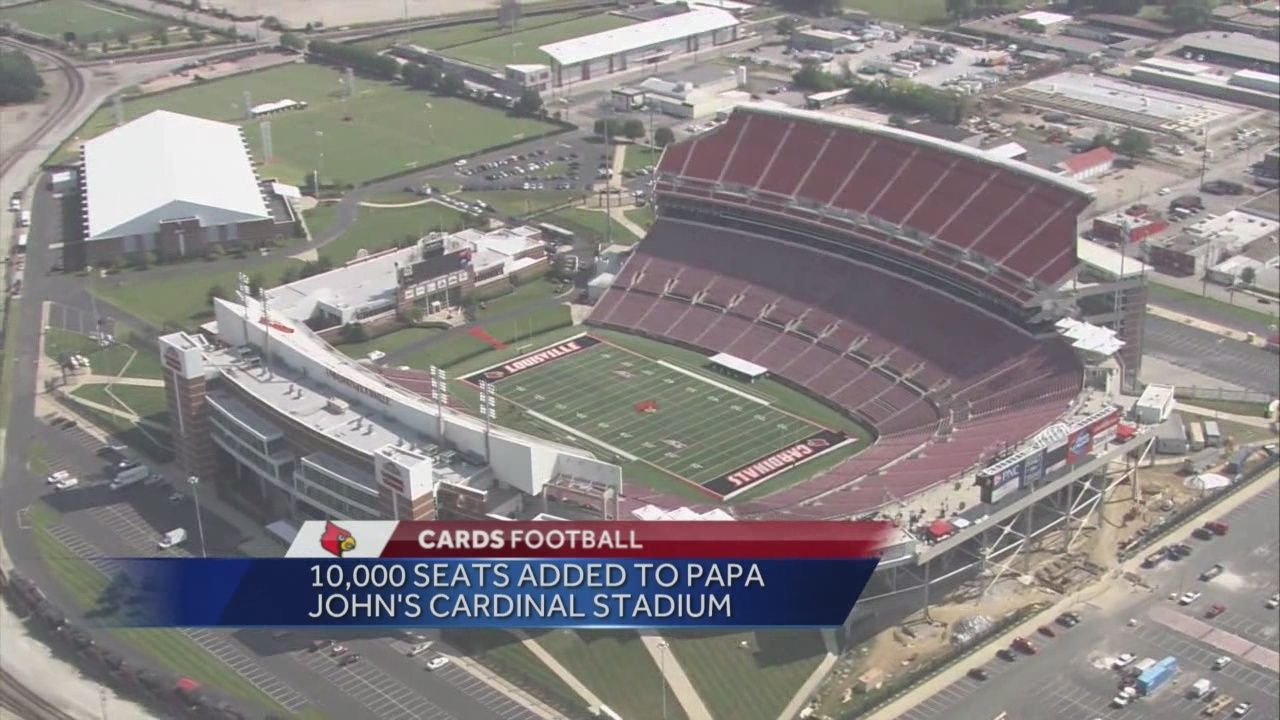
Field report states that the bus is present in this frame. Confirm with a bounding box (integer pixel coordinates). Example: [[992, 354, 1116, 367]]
[[1187, 421, 1205, 451], [538, 222, 575, 244]]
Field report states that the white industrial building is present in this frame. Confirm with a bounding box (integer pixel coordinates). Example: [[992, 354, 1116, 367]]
[[539, 7, 739, 88], [78, 110, 287, 265]]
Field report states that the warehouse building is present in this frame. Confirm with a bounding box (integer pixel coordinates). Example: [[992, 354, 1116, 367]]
[[539, 7, 739, 88], [1056, 146, 1115, 182], [1129, 57, 1279, 109], [1176, 31, 1279, 73], [1009, 72, 1239, 137], [77, 110, 295, 266]]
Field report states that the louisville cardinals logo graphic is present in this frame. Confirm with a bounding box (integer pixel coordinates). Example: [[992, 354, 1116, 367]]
[[320, 521, 357, 558], [807, 438, 831, 449]]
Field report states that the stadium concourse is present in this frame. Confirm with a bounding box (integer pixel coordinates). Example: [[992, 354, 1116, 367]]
[[584, 105, 1102, 523]]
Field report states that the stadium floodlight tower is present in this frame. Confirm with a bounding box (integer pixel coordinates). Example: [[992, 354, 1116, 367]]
[[479, 381, 497, 463], [429, 366, 448, 442]]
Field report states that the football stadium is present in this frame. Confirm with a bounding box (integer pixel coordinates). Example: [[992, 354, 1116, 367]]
[[161, 104, 1155, 627]]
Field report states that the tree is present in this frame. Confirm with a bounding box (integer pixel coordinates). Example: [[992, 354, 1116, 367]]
[[775, 0, 838, 15], [248, 273, 265, 295], [654, 126, 675, 147], [1116, 128, 1151, 157], [152, 28, 169, 46], [339, 323, 367, 344], [1168, 0, 1211, 31], [115, 29, 129, 46], [0, 50, 44, 104], [307, 40, 398, 81], [792, 63, 838, 92], [946, 0, 974, 19], [1239, 266, 1257, 287], [513, 88, 543, 116], [438, 72, 465, 96], [888, 114, 909, 128], [498, 0, 522, 30], [280, 32, 305, 51], [622, 119, 646, 140], [592, 118, 627, 137], [189, 26, 206, 43], [206, 284, 229, 304], [775, 17, 799, 36]]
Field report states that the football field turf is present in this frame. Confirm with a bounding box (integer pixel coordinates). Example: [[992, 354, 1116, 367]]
[[463, 335, 849, 499]]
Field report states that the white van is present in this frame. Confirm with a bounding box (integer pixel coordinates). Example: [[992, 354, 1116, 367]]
[[158, 528, 187, 549]]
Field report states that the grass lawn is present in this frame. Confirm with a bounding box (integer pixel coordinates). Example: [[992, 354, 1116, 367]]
[[664, 631, 827, 720], [442, 630, 590, 718], [43, 328, 164, 379], [335, 326, 442, 361], [443, 13, 635, 67], [303, 202, 341, 238], [394, 304, 572, 370], [534, 630, 686, 720], [67, 397, 173, 461], [545, 208, 641, 246], [840, 0, 1021, 25], [474, 278, 569, 320], [623, 145, 659, 173], [25, 502, 313, 718], [1178, 398, 1273, 418], [63, 63, 556, 183], [94, 256, 301, 330], [1182, 412, 1278, 446], [0, 0, 168, 40], [457, 189, 585, 218], [624, 206, 656, 234], [320, 202, 473, 264], [71, 382, 169, 420], [1147, 284, 1278, 332]]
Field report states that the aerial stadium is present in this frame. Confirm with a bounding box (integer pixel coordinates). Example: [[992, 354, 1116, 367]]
[[160, 104, 1157, 633]]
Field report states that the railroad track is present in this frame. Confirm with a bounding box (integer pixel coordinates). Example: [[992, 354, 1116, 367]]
[[0, 667, 79, 720], [0, 36, 85, 180]]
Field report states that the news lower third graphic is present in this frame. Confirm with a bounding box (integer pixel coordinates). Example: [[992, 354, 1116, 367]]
[[104, 522, 889, 630]]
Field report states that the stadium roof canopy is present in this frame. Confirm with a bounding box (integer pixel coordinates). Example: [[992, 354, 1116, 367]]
[[540, 7, 737, 67], [82, 110, 269, 241]]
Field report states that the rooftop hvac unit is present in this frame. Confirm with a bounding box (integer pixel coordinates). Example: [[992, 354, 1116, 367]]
[[326, 397, 350, 414]]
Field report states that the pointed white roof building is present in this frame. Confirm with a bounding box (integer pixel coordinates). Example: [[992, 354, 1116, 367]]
[[81, 110, 270, 242]]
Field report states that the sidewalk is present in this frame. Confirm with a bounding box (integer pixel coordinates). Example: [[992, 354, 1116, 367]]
[[1147, 304, 1269, 347], [777, 630, 838, 720], [639, 631, 714, 720], [446, 651, 563, 720], [865, 466, 1279, 720], [1178, 402, 1276, 429], [514, 630, 604, 711]]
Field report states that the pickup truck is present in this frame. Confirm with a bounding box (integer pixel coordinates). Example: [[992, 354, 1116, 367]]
[[1200, 564, 1225, 582]]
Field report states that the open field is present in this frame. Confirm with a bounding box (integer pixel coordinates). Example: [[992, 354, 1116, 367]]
[[62, 63, 556, 183], [665, 631, 827, 720], [0, 0, 168, 40], [43, 328, 164, 379], [442, 630, 590, 718], [94, 256, 300, 329], [840, 0, 1021, 25], [461, 334, 853, 498], [623, 145, 659, 173], [624, 206, 656, 234], [1147, 283, 1278, 331], [546, 207, 641, 246], [394, 304, 572, 370], [335, 326, 442, 361], [534, 630, 686, 720], [458, 189, 585, 218], [320, 202, 474, 263], [70, 382, 168, 420], [444, 13, 635, 67]]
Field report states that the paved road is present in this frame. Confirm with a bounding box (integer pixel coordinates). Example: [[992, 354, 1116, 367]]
[[1143, 315, 1280, 393], [898, 477, 1280, 720]]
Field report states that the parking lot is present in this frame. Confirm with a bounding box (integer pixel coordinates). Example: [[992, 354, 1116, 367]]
[[1143, 316, 1280, 394], [899, 479, 1279, 720]]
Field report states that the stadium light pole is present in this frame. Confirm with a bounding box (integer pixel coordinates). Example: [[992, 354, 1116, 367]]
[[188, 475, 208, 559], [656, 639, 669, 720]]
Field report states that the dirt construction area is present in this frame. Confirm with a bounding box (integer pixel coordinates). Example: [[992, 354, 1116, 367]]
[[207, 0, 563, 27]]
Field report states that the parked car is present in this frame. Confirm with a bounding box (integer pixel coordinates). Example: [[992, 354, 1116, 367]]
[[1112, 653, 1136, 668], [46, 470, 72, 485], [425, 655, 450, 671], [1011, 637, 1037, 654], [1192, 527, 1214, 541], [1201, 564, 1225, 581], [967, 666, 990, 681], [1206, 603, 1226, 619], [1037, 625, 1056, 638], [330, 644, 348, 656], [1180, 591, 1203, 605], [996, 648, 1017, 661], [54, 476, 80, 491], [1055, 611, 1080, 627], [310, 639, 332, 652], [1266, 593, 1279, 609], [1213, 655, 1232, 670], [338, 654, 361, 667], [1233, 701, 1252, 716]]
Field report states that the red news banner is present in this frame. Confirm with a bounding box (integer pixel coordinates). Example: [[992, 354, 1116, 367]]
[[376, 521, 894, 559]]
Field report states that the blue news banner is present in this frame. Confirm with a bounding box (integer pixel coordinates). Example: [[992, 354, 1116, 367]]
[[106, 558, 879, 629]]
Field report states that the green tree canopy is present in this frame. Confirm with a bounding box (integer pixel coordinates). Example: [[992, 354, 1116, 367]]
[[0, 50, 44, 104]]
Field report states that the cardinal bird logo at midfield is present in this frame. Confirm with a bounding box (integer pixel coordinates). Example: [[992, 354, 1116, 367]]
[[320, 521, 357, 558]]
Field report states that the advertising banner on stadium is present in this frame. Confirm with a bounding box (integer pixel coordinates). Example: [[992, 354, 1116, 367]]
[[463, 335, 600, 384], [99, 521, 891, 630], [1065, 426, 1092, 465], [1020, 447, 1046, 488], [704, 429, 847, 499], [1089, 408, 1120, 448], [1044, 438, 1068, 474], [980, 456, 1025, 505]]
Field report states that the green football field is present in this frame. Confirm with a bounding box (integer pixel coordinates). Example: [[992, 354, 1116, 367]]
[[464, 335, 850, 499], [0, 0, 168, 40], [63, 63, 556, 183]]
